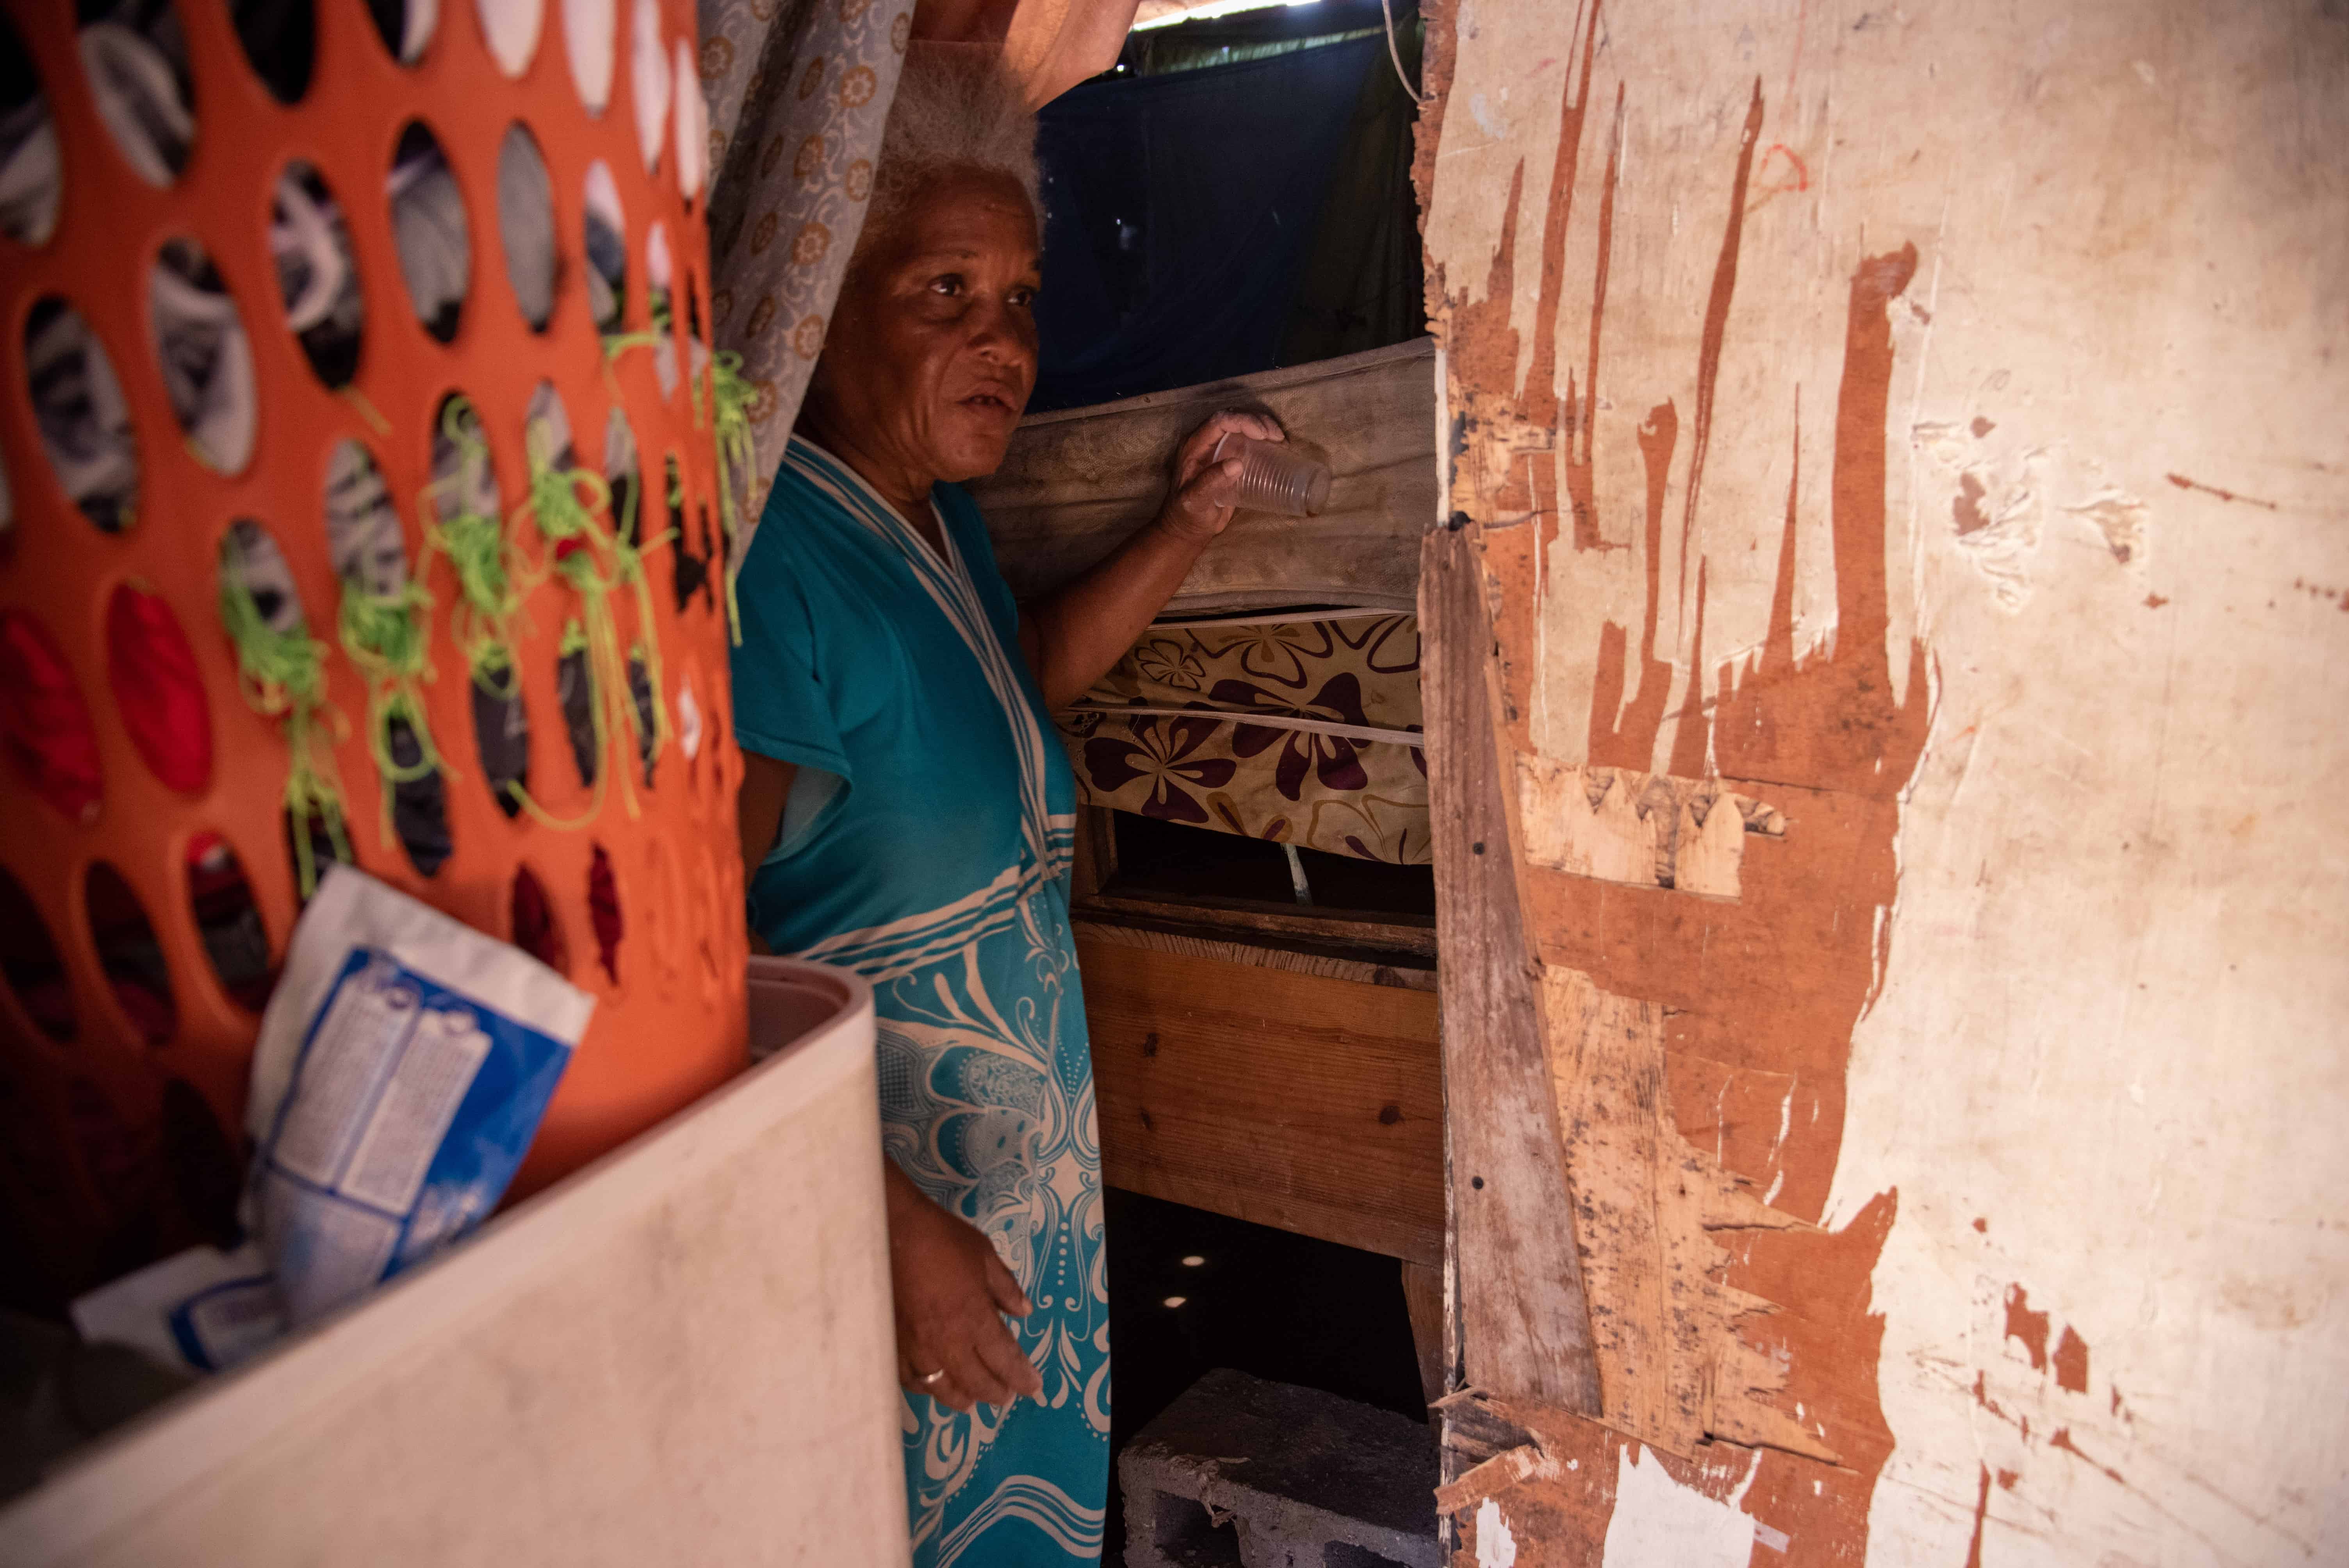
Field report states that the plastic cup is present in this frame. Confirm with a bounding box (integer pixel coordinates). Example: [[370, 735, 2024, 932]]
[[1210, 432, 1332, 516]]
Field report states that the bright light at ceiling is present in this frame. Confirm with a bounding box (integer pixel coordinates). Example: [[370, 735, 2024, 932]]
[[1132, 0, 1324, 32]]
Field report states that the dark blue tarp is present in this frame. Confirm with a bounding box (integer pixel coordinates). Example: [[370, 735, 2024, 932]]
[[1031, 34, 1383, 412]]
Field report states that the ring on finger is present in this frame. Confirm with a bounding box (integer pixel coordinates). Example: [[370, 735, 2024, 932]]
[[917, 1368, 946, 1386]]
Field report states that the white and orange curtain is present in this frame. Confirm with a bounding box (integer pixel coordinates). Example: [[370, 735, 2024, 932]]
[[701, 0, 911, 536], [1059, 609, 1429, 864]]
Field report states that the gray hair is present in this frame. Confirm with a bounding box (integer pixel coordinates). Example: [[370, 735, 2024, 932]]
[[855, 43, 1042, 267]]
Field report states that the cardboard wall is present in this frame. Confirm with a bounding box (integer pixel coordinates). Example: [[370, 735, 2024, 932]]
[[1420, 2, 2349, 1561]]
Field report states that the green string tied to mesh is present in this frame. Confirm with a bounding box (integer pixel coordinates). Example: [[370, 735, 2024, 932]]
[[505, 420, 664, 827], [683, 337, 708, 437], [524, 611, 611, 832], [600, 328, 661, 364], [610, 457, 677, 770], [218, 555, 351, 901], [428, 505, 524, 699], [601, 290, 675, 370], [417, 396, 535, 702], [547, 488, 645, 823], [338, 572, 451, 848], [711, 350, 760, 645]]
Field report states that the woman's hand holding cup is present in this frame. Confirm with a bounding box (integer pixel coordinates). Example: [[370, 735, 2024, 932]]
[[1160, 410, 1287, 542]]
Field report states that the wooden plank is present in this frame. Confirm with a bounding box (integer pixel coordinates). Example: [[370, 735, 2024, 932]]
[[1074, 918, 1436, 991], [970, 340, 1437, 616], [1400, 1260, 1448, 1408], [1542, 967, 1836, 1465], [1542, 967, 1686, 1452], [1077, 935, 1443, 1264], [1074, 891, 1437, 959], [1420, 525, 1602, 1415], [1428, 1388, 1841, 1565], [1069, 804, 1118, 903]]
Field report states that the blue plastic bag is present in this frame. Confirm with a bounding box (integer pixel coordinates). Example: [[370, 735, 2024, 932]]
[[75, 865, 593, 1370]]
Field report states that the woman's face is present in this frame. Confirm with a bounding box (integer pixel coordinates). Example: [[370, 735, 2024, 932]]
[[816, 174, 1041, 486]]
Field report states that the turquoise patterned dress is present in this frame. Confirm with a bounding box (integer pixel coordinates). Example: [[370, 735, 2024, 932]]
[[732, 436, 1109, 1566]]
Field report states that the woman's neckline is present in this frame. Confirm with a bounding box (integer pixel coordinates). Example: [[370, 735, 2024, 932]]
[[792, 431, 954, 567]]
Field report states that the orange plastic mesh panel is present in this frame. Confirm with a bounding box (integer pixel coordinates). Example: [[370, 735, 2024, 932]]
[[0, 0, 746, 1308]]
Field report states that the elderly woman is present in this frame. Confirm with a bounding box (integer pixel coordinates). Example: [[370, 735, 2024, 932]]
[[729, 48, 1281, 1567]]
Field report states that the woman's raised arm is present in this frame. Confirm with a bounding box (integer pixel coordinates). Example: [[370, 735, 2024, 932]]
[[1016, 410, 1284, 710]]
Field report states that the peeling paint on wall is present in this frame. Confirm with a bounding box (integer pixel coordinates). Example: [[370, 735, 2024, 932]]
[[1424, 0, 2349, 1561], [1911, 418, 2156, 610], [1474, 1497, 1518, 1566], [1543, 965, 1827, 1461], [1599, 1444, 1760, 1568], [1437, 45, 1930, 1551], [1515, 756, 1781, 898]]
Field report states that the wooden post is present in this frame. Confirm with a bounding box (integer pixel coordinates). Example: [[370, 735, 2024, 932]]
[[1420, 524, 1601, 1419]]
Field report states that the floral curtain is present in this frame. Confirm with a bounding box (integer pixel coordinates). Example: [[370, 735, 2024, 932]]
[[700, 0, 910, 545], [1059, 610, 1429, 864]]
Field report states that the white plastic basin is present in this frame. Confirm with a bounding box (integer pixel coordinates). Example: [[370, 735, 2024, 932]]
[[0, 958, 906, 1568]]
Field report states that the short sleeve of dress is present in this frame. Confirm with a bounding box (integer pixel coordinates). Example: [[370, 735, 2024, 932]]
[[729, 517, 852, 783]]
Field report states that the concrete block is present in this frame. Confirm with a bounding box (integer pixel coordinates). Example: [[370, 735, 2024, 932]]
[[1119, 1368, 1439, 1568]]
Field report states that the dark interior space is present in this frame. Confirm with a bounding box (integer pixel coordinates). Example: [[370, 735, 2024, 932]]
[[1032, 0, 1424, 409], [1101, 1187, 1427, 1564], [1104, 811, 1435, 918]]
